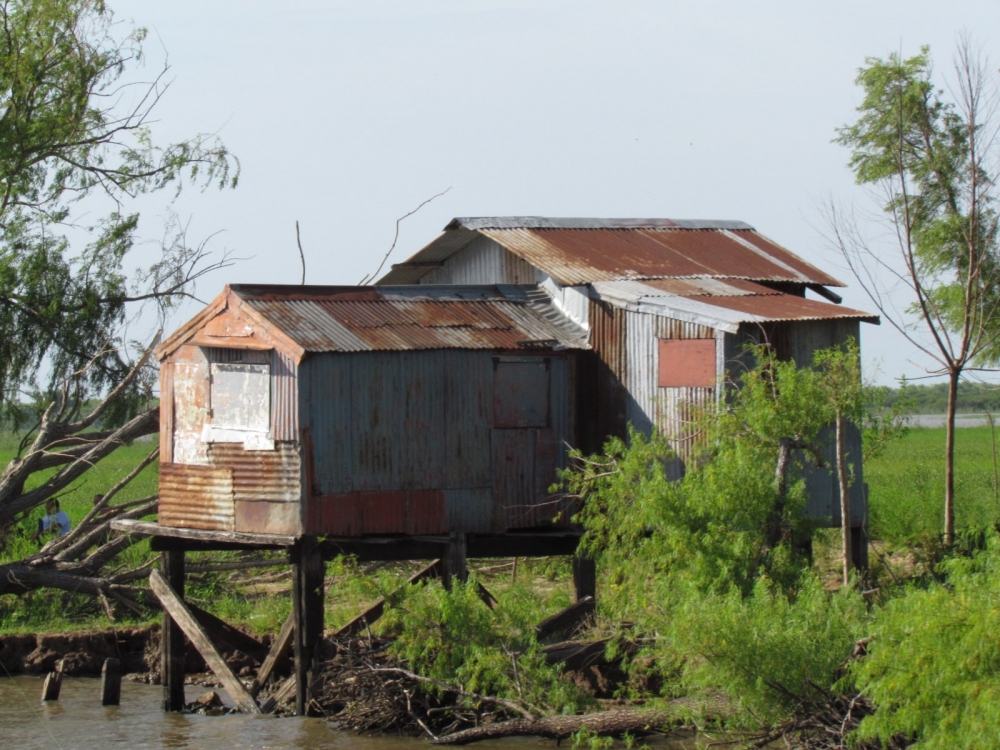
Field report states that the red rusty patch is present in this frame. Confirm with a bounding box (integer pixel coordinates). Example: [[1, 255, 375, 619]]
[[360, 491, 408, 534], [307, 493, 362, 536], [658, 339, 717, 388], [407, 490, 447, 535], [235, 500, 301, 536]]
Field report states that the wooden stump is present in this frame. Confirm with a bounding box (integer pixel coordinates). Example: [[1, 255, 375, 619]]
[[101, 658, 121, 706], [41, 660, 64, 702], [292, 536, 325, 716], [442, 532, 468, 588]]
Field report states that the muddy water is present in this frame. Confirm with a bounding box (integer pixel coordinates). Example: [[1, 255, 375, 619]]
[[2, 676, 700, 750]]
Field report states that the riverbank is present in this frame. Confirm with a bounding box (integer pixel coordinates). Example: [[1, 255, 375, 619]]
[[0, 624, 265, 679]]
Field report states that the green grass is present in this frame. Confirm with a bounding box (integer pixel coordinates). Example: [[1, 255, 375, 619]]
[[0, 433, 161, 633], [0, 434, 159, 564], [866, 426, 1000, 543]]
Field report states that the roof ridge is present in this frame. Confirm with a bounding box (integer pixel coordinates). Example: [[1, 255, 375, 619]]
[[447, 217, 755, 231]]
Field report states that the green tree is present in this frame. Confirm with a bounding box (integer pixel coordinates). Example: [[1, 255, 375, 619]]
[[832, 40, 1000, 545], [0, 0, 237, 413], [0, 0, 236, 607]]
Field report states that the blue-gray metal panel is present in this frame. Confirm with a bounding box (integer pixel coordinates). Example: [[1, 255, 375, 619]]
[[443, 351, 493, 489], [352, 351, 403, 491], [494, 360, 549, 428], [303, 354, 355, 495], [397, 351, 447, 489], [492, 428, 537, 530], [444, 488, 495, 533]]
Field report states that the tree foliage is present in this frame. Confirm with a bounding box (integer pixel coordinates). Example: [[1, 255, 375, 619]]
[[833, 40, 1000, 543], [562, 344, 878, 723], [0, 0, 238, 418]]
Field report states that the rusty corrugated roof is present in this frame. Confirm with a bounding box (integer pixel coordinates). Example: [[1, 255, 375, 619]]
[[229, 284, 589, 353], [379, 217, 844, 287], [591, 279, 879, 333]]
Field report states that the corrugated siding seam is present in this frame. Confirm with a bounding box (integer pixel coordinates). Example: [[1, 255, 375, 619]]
[[271, 348, 299, 441], [421, 236, 535, 284], [205, 443, 302, 503]]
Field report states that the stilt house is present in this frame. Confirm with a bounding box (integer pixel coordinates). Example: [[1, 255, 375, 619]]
[[154, 284, 588, 538], [379, 217, 880, 528]]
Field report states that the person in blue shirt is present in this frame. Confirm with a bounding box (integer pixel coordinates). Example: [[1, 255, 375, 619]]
[[32, 499, 71, 540]]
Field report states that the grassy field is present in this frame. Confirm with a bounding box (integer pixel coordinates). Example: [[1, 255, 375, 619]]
[[865, 425, 1000, 543]]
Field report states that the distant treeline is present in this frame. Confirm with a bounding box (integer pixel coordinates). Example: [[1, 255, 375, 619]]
[[873, 380, 1000, 414]]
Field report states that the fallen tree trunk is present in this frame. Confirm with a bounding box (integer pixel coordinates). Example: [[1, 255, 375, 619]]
[[432, 709, 677, 745]]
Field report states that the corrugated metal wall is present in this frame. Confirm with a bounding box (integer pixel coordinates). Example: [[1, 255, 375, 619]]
[[622, 311, 718, 464], [418, 236, 536, 285], [301, 349, 573, 535], [720, 319, 866, 526]]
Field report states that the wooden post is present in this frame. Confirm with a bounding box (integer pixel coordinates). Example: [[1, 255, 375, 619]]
[[41, 659, 64, 701], [292, 536, 324, 716], [573, 554, 596, 602], [150, 569, 261, 714], [442, 532, 467, 589], [101, 658, 121, 706], [160, 549, 186, 712]]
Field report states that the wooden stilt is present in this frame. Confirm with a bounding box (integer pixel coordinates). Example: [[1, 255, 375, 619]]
[[101, 658, 121, 706], [442, 532, 468, 589], [850, 526, 869, 573], [160, 549, 186, 712], [292, 536, 324, 716], [573, 555, 596, 602]]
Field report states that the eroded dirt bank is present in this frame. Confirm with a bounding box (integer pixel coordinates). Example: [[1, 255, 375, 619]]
[[0, 625, 265, 677]]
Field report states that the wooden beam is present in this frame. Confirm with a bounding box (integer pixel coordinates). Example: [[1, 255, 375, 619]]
[[260, 675, 296, 714], [334, 559, 442, 637], [535, 596, 595, 641], [149, 569, 261, 715], [151, 537, 289, 552], [469, 532, 582, 559], [187, 602, 270, 664], [251, 613, 295, 699], [160, 550, 186, 712], [114, 519, 297, 548]]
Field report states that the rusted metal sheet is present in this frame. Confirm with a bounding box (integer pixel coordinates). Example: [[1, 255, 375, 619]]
[[307, 493, 362, 536], [383, 218, 844, 288], [234, 500, 301, 536], [360, 491, 408, 535], [271, 348, 299, 442], [493, 359, 549, 428], [206, 443, 302, 503], [159, 463, 234, 531], [233, 286, 588, 354], [304, 490, 446, 536], [406, 490, 447, 535], [700, 294, 879, 324], [658, 339, 717, 387]]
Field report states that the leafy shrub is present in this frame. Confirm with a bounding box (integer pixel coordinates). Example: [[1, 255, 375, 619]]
[[851, 534, 1000, 748], [672, 575, 868, 724], [381, 579, 593, 715]]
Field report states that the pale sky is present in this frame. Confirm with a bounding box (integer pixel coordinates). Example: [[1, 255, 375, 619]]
[[109, 0, 1000, 386]]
